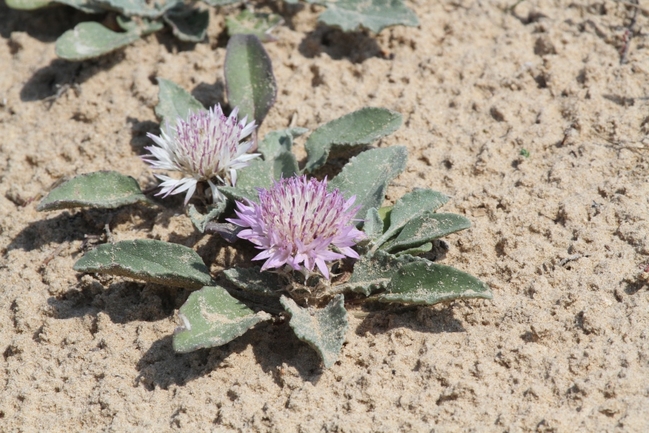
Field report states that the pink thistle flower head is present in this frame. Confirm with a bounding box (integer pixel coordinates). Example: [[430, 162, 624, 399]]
[[143, 105, 259, 205], [228, 176, 366, 279]]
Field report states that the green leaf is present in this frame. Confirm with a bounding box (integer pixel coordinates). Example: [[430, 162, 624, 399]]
[[188, 202, 226, 233], [93, 0, 182, 18], [335, 249, 425, 296], [55, 22, 141, 61], [163, 6, 209, 42], [5, 0, 50, 10], [73, 239, 213, 290], [226, 9, 283, 42], [329, 146, 407, 225], [304, 107, 402, 173], [217, 185, 259, 203], [258, 128, 308, 160], [235, 158, 275, 190], [274, 152, 299, 179], [363, 208, 383, 241], [378, 261, 492, 305], [223, 267, 285, 296], [395, 242, 432, 256], [382, 213, 471, 253], [314, 0, 419, 34], [56, 0, 105, 13], [37, 171, 149, 211], [234, 151, 298, 190], [154, 78, 204, 127], [280, 294, 348, 368], [374, 189, 449, 248], [116, 15, 165, 35], [225, 34, 277, 126], [173, 286, 271, 353]]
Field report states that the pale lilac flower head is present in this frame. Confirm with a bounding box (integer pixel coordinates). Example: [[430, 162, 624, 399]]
[[143, 105, 258, 205], [228, 176, 365, 279]]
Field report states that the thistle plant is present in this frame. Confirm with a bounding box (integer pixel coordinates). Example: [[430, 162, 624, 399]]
[[7, 0, 418, 60], [35, 34, 491, 369], [229, 176, 365, 280], [143, 105, 258, 205]]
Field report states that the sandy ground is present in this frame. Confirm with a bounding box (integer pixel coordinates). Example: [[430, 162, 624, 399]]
[[2, 0, 649, 431]]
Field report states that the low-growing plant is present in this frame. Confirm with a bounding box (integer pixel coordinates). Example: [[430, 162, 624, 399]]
[[6, 0, 419, 60], [36, 34, 490, 368]]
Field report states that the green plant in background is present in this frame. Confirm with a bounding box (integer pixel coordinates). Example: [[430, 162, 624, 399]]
[[36, 33, 491, 368], [6, 0, 418, 60]]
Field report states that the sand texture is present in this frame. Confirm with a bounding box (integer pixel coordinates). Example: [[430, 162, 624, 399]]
[[2, 0, 649, 431]]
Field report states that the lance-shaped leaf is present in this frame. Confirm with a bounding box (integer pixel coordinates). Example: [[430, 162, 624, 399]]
[[374, 189, 449, 248], [382, 213, 471, 253], [281, 294, 348, 368], [173, 286, 271, 353], [6, 0, 50, 9], [93, 0, 181, 18], [223, 267, 285, 296], [155, 78, 204, 127], [225, 34, 277, 126], [334, 249, 425, 296], [188, 202, 226, 233], [74, 239, 213, 289], [164, 6, 209, 42], [312, 0, 419, 34], [226, 10, 283, 42], [55, 23, 141, 61], [38, 171, 149, 211], [258, 128, 308, 160], [329, 146, 407, 225], [378, 261, 492, 305], [304, 107, 402, 173]]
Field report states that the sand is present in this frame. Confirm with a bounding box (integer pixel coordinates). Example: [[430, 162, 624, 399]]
[[1, 0, 649, 431]]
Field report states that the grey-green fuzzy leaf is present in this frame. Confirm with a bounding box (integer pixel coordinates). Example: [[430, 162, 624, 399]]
[[225, 34, 277, 126], [217, 185, 259, 203], [173, 286, 270, 353], [37, 171, 149, 211], [6, 0, 50, 9], [382, 212, 471, 253], [363, 208, 384, 241], [93, 0, 182, 18], [329, 146, 407, 225], [394, 242, 433, 256], [258, 128, 308, 160], [116, 15, 165, 34], [335, 249, 425, 296], [315, 0, 418, 34], [73, 239, 213, 290], [223, 267, 286, 296], [378, 261, 492, 305], [55, 22, 141, 61], [188, 202, 226, 233], [304, 107, 402, 173], [57, 0, 105, 13], [375, 189, 449, 248], [280, 294, 348, 368], [155, 78, 204, 127], [164, 7, 209, 42]]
